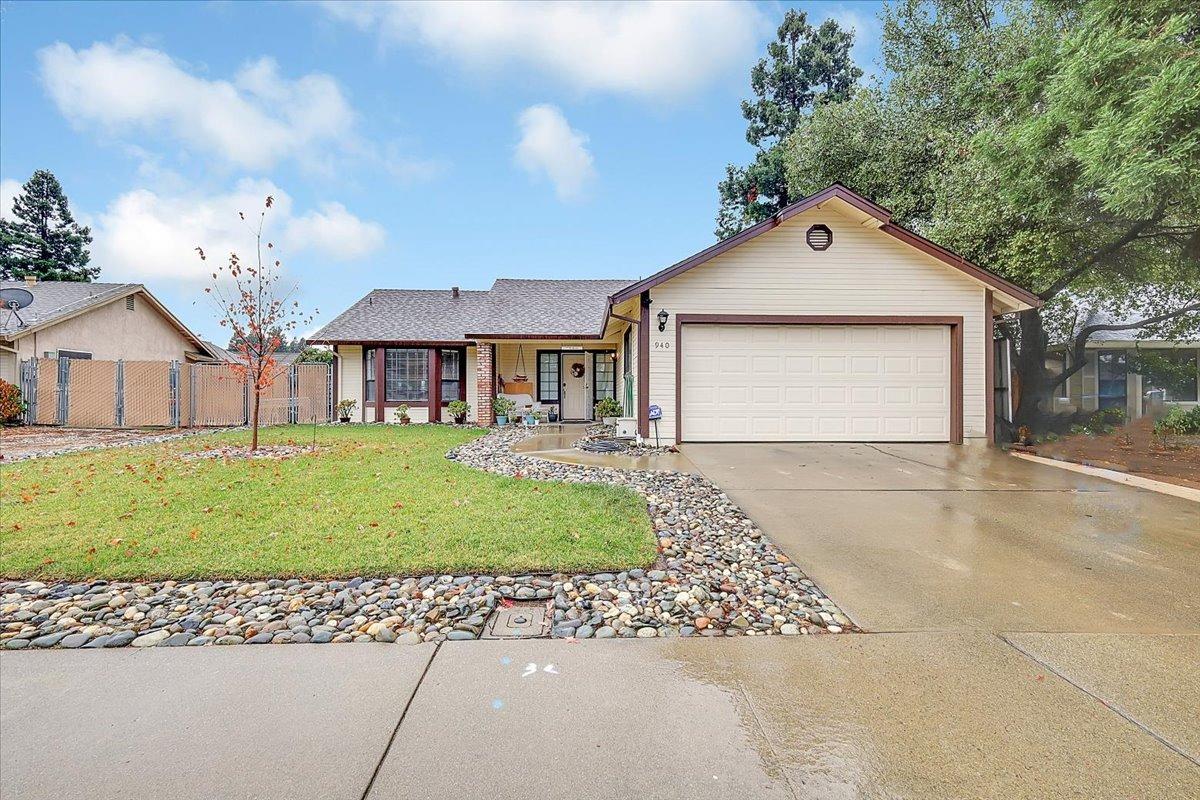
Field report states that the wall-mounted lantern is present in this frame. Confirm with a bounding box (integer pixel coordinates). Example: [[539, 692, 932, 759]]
[[657, 308, 669, 332]]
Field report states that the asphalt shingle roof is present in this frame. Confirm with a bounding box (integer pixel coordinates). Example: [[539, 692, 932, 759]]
[[310, 278, 635, 343], [0, 281, 137, 337]]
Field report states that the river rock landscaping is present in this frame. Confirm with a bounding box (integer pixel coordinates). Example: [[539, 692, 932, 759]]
[[0, 426, 853, 648]]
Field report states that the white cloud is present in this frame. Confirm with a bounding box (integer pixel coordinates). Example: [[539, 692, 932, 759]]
[[89, 179, 385, 283], [513, 105, 595, 202], [37, 40, 357, 171], [284, 202, 386, 260], [0, 179, 20, 219], [321, 1, 766, 99]]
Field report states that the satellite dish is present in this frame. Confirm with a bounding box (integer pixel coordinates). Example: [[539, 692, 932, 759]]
[[0, 286, 34, 328]]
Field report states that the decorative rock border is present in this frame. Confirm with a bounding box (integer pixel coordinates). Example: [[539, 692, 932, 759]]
[[0, 426, 240, 463], [0, 428, 853, 649]]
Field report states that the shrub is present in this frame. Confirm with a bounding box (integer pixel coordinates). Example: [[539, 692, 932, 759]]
[[1080, 407, 1125, 435], [1155, 406, 1200, 436], [335, 398, 357, 418], [0, 379, 24, 424], [493, 396, 516, 418], [394, 404, 410, 421], [594, 397, 623, 419], [447, 400, 470, 420]]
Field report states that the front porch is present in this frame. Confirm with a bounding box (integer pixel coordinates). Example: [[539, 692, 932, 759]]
[[480, 339, 628, 425]]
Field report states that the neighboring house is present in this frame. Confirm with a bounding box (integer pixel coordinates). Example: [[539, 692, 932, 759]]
[[0, 278, 217, 384], [311, 184, 1040, 444], [202, 341, 304, 366], [1047, 311, 1198, 420]]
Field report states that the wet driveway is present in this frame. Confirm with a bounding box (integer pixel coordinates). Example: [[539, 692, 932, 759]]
[[683, 441, 1200, 634]]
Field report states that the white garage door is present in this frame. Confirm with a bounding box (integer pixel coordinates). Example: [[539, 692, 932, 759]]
[[680, 324, 950, 442]]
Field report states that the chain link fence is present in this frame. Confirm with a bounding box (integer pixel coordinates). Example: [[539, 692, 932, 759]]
[[19, 357, 332, 428]]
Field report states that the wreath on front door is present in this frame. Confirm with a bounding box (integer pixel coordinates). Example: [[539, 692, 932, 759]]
[[570, 361, 585, 378]]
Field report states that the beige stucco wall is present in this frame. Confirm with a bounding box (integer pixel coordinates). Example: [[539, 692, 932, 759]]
[[0, 349, 17, 384], [646, 207, 991, 442], [9, 293, 198, 365]]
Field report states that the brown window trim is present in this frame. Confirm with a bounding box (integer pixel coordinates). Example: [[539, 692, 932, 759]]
[[672, 314, 965, 445]]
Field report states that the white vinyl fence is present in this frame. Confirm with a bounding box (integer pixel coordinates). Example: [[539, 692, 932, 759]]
[[19, 358, 332, 428]]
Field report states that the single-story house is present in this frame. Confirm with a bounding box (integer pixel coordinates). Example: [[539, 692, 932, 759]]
[[0, 278, 217, 384], [311, 184, 1040, 444], [1046, 312, 1198, 419]]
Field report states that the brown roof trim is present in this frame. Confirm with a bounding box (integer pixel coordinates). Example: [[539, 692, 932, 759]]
[[879, 223, 1040, 307], [316, 339, 471, 347], [608, 183, 1040, 309], [464, 332, 607, 340]]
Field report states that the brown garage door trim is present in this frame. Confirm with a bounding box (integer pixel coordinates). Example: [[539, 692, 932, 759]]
[[674, 314, 964, 445]]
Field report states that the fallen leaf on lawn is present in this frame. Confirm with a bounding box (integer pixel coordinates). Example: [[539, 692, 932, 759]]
[[42, 558, 55, 566], [391, 502, 404, 509], [188, 529, 201, 541], [369, 521, 379, 527], [107, 538, 123, 546], [66, 521, 76, 527]]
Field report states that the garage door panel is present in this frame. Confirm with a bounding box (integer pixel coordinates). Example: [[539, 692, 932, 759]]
[[681, 323, 950, 442]]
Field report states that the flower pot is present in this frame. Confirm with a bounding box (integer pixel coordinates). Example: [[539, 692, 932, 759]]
[[602, 416, 618, 426], [400, 418, 411, 425], [453, 413, 467, 425], [495, 415, 508, 426], [338, 416, 350, 424], [547, 411, 559, 423]]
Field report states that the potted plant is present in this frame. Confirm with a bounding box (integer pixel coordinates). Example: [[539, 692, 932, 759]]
[[447, 399, 470, 424], [547, 405, 559, 423], [595, 397, 623, 426], [394, 404, 411, 424], [493, 396, 515, 426], [335, 398, 356, 423]]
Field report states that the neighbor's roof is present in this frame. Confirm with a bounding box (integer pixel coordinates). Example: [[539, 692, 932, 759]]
[[0, 280, 216, 356], [1073, 308, 1200, 344], [309, 279, 632, 343]]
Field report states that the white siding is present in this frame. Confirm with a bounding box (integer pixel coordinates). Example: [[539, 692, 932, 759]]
[[337, 345, 364, 422], [648, 207, 989, 442], [464, 345, 478, 422]]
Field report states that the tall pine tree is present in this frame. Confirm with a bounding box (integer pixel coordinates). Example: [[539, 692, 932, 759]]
[[715, 11, 861, 238], [0, 170, 96, 281]]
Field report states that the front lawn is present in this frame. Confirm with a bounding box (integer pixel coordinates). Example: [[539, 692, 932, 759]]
[[0, 425, 655, 580]]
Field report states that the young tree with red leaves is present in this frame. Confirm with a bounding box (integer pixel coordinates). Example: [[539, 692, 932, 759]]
[[196, 196, 315, 451]]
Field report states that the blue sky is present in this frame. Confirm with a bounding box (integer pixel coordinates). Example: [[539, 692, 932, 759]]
[[0, 1, 886, 343]]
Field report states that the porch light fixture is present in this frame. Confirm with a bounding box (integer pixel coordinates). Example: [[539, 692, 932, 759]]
[[657, 308, 669, 332]]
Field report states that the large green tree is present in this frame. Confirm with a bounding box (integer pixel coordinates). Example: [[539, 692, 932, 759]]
[[715, 10, 861, 238], [781, 0, 1199, 433], [0, 170, 96, 281]]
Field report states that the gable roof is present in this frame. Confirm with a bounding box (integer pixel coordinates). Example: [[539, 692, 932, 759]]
[[309, 279, 631, 344], [466, 279, 633, 338], [0, 280, 217, 355], [608, 184, 1041, 310]]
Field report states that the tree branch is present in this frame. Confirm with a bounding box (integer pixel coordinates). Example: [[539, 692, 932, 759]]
[[1039, 202, 1169, 301], [1050, 301, 1200, 390]]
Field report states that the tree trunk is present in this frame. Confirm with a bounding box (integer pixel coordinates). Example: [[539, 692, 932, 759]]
[[1012, 307, 1055, 435], [250, 390, 260, 452]]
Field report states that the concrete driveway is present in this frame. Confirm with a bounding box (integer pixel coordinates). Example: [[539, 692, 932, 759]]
[[683, 441, 1200, 634]]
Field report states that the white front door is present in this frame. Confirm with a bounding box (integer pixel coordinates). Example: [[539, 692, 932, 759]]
[[680, 324, 951, 442], [560, 353, 590, 420]]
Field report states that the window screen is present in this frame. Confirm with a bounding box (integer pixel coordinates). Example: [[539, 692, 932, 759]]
[[386, 348, 428, 402], [441, 349, 462, 402], [593, 352, 615, 401], [537, 352, 559, 402]]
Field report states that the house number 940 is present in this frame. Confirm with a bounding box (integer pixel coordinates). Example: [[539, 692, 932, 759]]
[[653, 341, 671, 349]]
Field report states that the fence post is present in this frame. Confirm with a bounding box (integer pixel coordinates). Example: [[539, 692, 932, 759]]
[[20, 359, 36, 425], [188, 364, 196, 427], [326, 362, 333, 422], [114, 360, 125, 427], [287, 364, 298, 424], [56, 357, 70, 425], [169, 361, 180, 428]]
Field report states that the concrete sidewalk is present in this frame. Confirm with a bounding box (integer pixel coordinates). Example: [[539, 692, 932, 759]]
[[3, 635, 1197, 800]]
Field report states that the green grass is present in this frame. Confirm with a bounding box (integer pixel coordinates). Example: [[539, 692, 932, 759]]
[[0, 425, 655, 580]]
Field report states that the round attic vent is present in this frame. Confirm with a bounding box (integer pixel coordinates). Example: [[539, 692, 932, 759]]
[[806, 224, 833, 251]]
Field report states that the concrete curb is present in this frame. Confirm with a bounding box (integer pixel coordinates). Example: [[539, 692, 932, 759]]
[[1011, 451, 1200, 503]]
